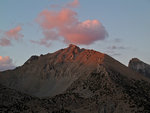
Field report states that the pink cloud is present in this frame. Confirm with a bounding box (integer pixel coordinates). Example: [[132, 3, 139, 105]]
[[61, 20, 107, 45], [5, 26, 23, 40], [0, 56, 15, 71], [0, 38, 11, 46], [36, 9, 77, 30], [66, 0, 79, 8], [33, 0, 108, 47], [0, 26, 23, 47]]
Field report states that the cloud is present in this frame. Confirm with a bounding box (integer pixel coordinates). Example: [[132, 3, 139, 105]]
[[5, 26, 23, 40], [31, 30, 59, 47], [105, 50, 121, 56], [107, 45, 126, 50], [66, 0, 79, 8], [0, 56, 16, 71], [106, 45, 127, 57], [111, 53, 121, 56], [0, 26, 23, 47], [36, 9, 78, 30], [113, 38, 121, 43], [32, 0, 108, 47], [0, 38, 11, 46], [61, 19, 107, 45], [50, 4, 61, 9]]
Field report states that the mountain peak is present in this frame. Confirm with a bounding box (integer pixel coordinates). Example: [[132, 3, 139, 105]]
[[128, 58, 150, 78], [66, 44, 81, 54], [130, 58, 141, 62], [68, 44, 79, 48], [67, 44, 82, 52], [63, 44, 83, 57]]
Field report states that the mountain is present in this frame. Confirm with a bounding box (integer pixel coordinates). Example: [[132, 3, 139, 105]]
[[0, 44, 150, 113], [128, 58, 150, 78]]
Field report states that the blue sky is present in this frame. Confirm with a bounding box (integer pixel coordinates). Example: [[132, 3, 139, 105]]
[[0, 0, 150, 70]]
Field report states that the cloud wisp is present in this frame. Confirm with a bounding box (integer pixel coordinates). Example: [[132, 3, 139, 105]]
[[66, 0, 79, 8], [107, 45, 126, 50], [0, 26, 23, 47], [0, 38, 11, 46], [0, 56, 16, 71], [31, 0, 108, 47], [106, 44, 127, 56]]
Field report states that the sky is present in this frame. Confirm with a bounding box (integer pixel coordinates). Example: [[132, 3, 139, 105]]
[[0, 0, 150, 71]]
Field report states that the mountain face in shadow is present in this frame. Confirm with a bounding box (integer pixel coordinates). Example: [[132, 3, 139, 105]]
[[0, 44, 150, 113], [128, 58, 150, 78]]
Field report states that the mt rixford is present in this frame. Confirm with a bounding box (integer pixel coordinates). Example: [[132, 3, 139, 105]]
[[0, 44, 150, 113]]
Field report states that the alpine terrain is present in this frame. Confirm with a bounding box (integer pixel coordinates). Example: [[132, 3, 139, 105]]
[[0, 44, 150, 113]]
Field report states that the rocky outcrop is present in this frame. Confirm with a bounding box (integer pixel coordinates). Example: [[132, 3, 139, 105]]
[[128, 58, 150, 78], [0, 44, 150, 113]]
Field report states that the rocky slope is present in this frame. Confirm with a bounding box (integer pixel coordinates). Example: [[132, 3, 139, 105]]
[[0, 44, 150, 113], [128, 58, 150, 78], [0, 44, 104, 97], [0, 83, 46, 113]]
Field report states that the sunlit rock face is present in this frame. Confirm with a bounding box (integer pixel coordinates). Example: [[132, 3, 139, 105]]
[[0, 45, 150, 113], [0, 44, 105, 97], [128, 58, 150, 78]]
